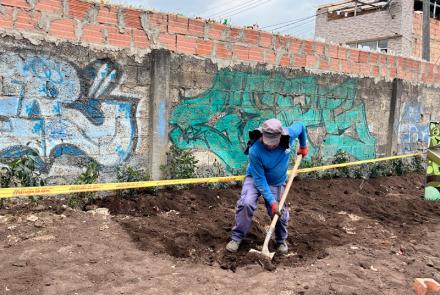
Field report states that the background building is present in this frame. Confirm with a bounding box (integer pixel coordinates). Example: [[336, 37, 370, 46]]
[[315, 0, 440, 62]]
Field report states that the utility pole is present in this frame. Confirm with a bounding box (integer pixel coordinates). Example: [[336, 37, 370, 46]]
[[422, 0, 431, 61]]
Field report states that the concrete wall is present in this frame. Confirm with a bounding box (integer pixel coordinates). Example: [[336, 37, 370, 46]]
[[0, 0, 439, 181]]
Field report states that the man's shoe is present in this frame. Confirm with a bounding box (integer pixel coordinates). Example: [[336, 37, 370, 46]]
[[277, 242, 288, 254], [226, 240, 241, 253]]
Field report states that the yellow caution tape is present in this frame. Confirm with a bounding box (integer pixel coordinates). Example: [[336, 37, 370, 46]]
[[0, 152, 423, 199]]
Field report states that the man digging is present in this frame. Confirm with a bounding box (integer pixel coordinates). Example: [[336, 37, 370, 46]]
[[226, 118, 308, 254]]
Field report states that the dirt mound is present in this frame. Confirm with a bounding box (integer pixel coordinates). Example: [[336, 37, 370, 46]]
[[93, 173, 440, 271]]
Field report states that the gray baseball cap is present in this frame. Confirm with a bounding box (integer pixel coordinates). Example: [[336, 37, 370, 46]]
[[258, 118, 288, 146]]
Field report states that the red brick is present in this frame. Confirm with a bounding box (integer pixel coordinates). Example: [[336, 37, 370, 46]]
[[230, 27, 242, 42], [176, 34, 196, 54], [264, 49, 276, 64], [233, 45, 249, 61], [216, 43, 232, 59], [188, 19, 204, 37], [329, 58, 339, 71], [350, 63, 361, 74], [208, 22, 225, 40], [319, 58, 329, 70], [337, 47, 347, 60], [158, 33, 176, 50], [0, 6, 13, 29], [293, 55, 306, 67], [328, 45, 338, 59], [289, 38, 302, 54], [68, 0, 93, 19], [280, 54, 290, 66], [305, 55, 317, 68], [358, 51, 369, 63], [259, 31, 272, 48], [15, 9, 40, 30], [196, 39, 213, 57], [97, 5, 117, 25], [107, 26, 131, 48], [360, 63, 370, 75], [168, 15, 188, 34], [35, 0, 62, 13], [248, 47, 263, 62], [387, 55, 396, 66], [124, 9, 142, 30], [340, 60, 349, 73], [49, 18, 76, 40], [348, 49, 359, 63], [274, 35, 288, 49], [132, 28, 149, 49], [81, 23, 104, 44], [303, 41, 313, 55], [315, 42, 325, 55], [243, 28, 258, 46], [371, 65, 379, 76], [1, 0, 28, 9], [148, 12, 167, 33], [369, 52, 379, 64], [379, 54, 387, 65], [389, 67, 397, 77]]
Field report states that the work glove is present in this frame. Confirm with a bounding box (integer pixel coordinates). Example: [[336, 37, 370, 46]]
[[271, 202, 280, 216], [297, 146, 309, 157]]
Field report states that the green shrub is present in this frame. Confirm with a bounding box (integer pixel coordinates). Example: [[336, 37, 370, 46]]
[[116, 164, 154, 196], [0, 153, 45, 188], [69, 162, 99, 208], [161, 146, 198, 180], [332, 150, 351, 177]]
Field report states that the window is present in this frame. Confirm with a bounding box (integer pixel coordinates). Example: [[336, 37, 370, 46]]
[[346, 39, 389, 53], [414, 0, 440, 20]]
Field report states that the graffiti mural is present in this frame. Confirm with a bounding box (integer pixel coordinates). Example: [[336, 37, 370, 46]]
[[0, 52, 138, 170], [169, 69, 376, 170], [425, 122, 440, 200], [398, 100, 429, 152]]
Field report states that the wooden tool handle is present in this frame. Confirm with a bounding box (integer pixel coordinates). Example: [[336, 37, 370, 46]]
[[278, 154, 303, 212], [262, 155, 303, 250]]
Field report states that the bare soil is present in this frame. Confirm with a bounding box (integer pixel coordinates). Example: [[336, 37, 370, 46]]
[[0, 173, 439, 294]]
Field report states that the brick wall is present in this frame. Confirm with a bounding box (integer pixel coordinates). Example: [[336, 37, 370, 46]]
[[0, 0, 439, 86], [0, 0, 440, 181], [412, 12, 440, 63]]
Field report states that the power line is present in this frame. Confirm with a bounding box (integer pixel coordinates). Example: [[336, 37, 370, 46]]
[[279, 18, 316, 35], [220, 0, 273, 19], [269, 11, 326, 32], [200, 0, 239, 15], [207, 0, 263, 18], [261, 0, 355, 29]]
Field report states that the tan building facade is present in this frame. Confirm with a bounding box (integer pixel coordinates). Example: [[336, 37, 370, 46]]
[[315, 0, 440, 62]]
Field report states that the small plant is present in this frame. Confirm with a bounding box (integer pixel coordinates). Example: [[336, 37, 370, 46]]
[[411, 155, 426, 172], [161, 145, 198, 180], [116, 164, 154, 196], [69, 162, 99, 208], [196, 160, 229, 189], [0, 153, 45, 188], [332, 150, 351, 177], [298, 154, 323, 179]]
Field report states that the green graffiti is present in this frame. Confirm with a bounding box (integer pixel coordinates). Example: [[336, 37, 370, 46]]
[[169, 69, 377, 170], [425, 122, 440, 200]]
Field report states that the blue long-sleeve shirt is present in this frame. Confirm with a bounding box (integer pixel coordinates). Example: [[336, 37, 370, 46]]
[[246, 122, 307, 205]]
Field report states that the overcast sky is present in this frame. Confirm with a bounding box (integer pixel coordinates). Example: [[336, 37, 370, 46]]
[[110, 0, 332, 39]]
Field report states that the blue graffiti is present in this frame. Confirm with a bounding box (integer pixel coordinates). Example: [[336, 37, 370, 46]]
[[0, 53, 138, 168], [399, 100, 429, 152]]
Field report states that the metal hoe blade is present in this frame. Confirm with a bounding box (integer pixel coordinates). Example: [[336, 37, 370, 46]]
[[249, 247, 275, 260]]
